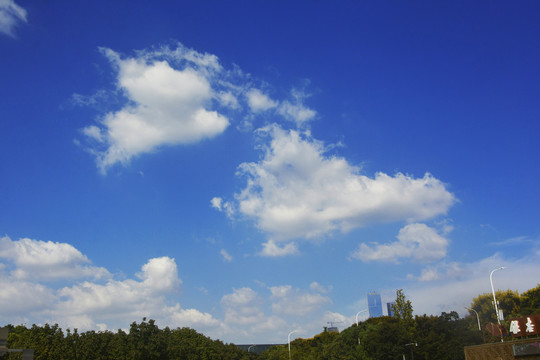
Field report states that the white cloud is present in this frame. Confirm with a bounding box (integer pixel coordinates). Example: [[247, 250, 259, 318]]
[[168, 307, 220, 328], [217, 91, 239, 109], [0, 236, 109, 280], [221, 287, 264, 325], [0, 0, 27, 37], [246, 88, 278, 112], [351, 223, 449, 263], [231, 125, 455, 249], [270, 285, 332, 316], [0, 238, 222, 335], [277, 101, 316, 126], [310, 281, 332, 293], [221, 287, 258, 307], [220, 249, 233, 262], [210, 197, 234, 218], [259, 240, 298, 257], [138, 256, 182, 292], [83, 45, 231, 173], [276, 88, 316, 126], [56, 256, 181, 322], [0, 277, 55, 317]]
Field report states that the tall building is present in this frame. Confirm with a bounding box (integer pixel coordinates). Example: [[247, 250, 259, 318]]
[[387, 302, 396, 317], [367, 292, 383, 318]]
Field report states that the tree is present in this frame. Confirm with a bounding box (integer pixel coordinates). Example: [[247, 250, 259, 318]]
[[392, 289, 413, 322], [519, 284, 540, 316], [469, 289, 520, 325]]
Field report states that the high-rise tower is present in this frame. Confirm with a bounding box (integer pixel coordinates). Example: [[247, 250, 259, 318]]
[[367, 292, 383, 318]]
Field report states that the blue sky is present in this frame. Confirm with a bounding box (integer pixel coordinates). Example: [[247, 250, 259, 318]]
[[1, 0, 539, 344]]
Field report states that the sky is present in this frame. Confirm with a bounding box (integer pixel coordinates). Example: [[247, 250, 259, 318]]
[[1, 0, 539, 344]]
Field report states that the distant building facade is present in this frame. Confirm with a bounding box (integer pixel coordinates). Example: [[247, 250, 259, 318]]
[[368, 292, 383, 318], [387, 302, 396, 317]]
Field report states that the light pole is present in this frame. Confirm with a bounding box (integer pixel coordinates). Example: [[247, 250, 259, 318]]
[[490, 267, 505, 325], [405, 342, 417, 360], [356, 309, 368, 326], [465, 307, 481, 331], [288, 330, 298, 360]]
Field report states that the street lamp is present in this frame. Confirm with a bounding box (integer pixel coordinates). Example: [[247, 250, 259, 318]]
[[405, 342, 417, 360], [288, 330, 298, 360], [356, 309, 368, 326], [490, 267, 505, 325], [465, 307, 481, 331]]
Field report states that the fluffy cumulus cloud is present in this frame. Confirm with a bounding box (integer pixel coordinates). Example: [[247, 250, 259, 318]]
[[55, 256, 184, 329], [80, 42, 321, 174], [0, 0, 27, 37], [83, 44, 231, 173], [0, 236, 221, 333], [0, 236, 109, 280], [351, 223, 449, 263], [227, 125, 455, 252]]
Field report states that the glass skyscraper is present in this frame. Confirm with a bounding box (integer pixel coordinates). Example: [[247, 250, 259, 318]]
[[368, 292, 383, 318], [387, 301, 396, 317]]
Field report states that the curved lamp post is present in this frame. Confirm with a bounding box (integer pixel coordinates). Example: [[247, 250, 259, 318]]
[[465, 307, 481, 331], [490, 267, 505, 325], [356, 309, 368, 326], [405, 342, 417, 360], [288, 330, 298, 360]]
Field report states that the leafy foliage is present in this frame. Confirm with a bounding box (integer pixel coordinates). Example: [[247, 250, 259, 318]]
[[0, 319, 255, 360], [392, 289, 414, 322], [468, 285, 540, 326]]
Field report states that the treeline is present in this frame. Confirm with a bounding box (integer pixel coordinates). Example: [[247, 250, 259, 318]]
[[0, 318, 256, 360], [2, 285, 538, 360], [259, 312, 483, 360]]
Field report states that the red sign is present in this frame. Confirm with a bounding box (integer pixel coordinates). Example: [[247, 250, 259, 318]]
[[509, 315, 540, 337]]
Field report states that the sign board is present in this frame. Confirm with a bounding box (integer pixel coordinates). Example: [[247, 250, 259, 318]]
[[514, 342, 540, 357], [509, 315, 540, 337]]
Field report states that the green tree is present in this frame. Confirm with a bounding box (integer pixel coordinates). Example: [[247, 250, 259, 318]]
[[357, 317, 410, 360], [128, 318, 166, 360], [414, 313, 482, 360], [392, 289, 413, 322], [519, 284, 540, 315], [470, 289, 520, 325]]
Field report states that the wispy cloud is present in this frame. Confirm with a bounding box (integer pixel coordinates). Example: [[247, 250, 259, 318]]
[[490, 235, 534, 247], [259, 240, 298, 257], [270, 284, 332, 316], [0, 0, 27, 37], [405, 252, 540, 317], [220, 249, 233, 262], [246, 88, 278, 112]]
